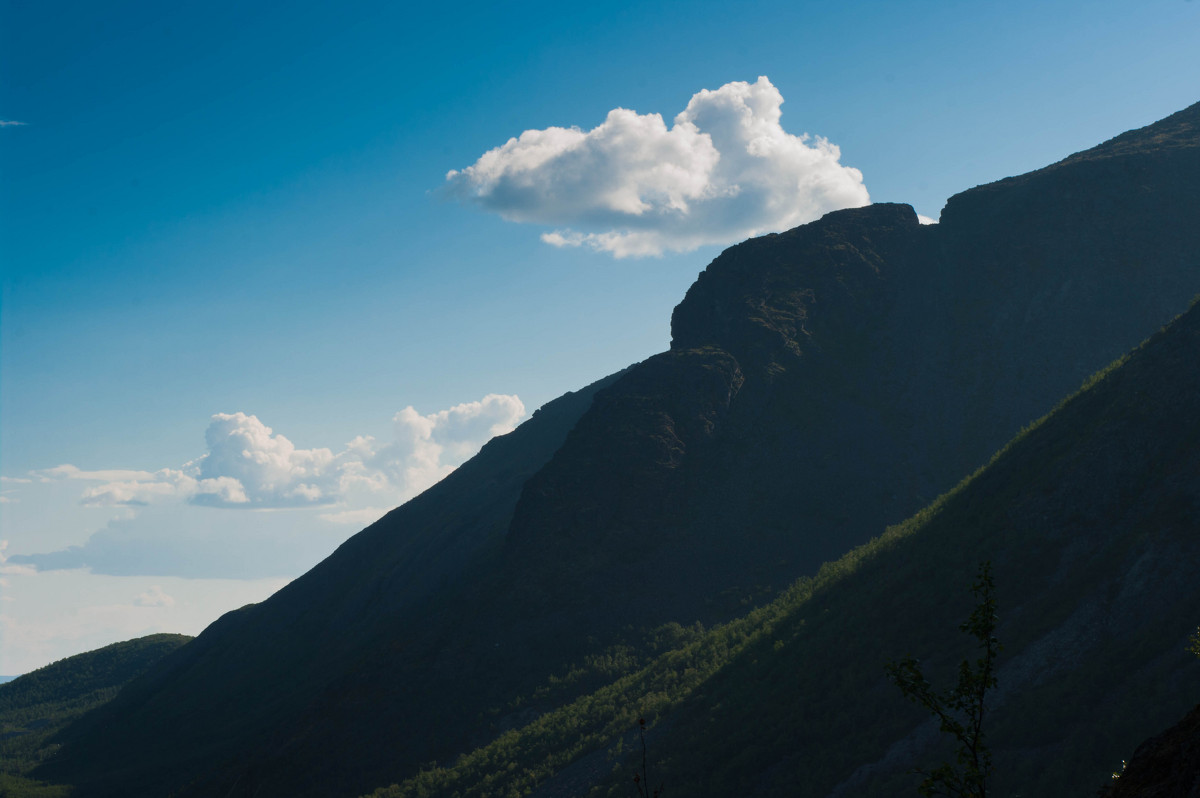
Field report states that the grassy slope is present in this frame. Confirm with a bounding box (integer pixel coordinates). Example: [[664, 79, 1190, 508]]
[[364, 300, 1200, 798], [0, 633, 192, 797]]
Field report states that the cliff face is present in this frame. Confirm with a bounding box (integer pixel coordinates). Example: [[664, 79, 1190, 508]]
[[44, 101, 1200, 798]]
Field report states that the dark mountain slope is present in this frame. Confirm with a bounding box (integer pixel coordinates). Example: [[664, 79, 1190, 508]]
[[44, 101, 1200, 797], [1102, 702, 1200, 797], [630, 296, 1200, 797], [506, 99, 1200, 619], [40, 373, 621, 797], [378, 297, 1200, 798]]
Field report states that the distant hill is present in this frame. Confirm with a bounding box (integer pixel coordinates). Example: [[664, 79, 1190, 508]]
[[0, 634, 190, 796], [41, 100, 1200, 798]]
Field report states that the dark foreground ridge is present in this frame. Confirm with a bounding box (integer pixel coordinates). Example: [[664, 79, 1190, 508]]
[[39, 100, 1200, 797], [1102, 703, 1200, 797]]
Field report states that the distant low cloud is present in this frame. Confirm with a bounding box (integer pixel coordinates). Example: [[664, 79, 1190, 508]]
[[0, 120, 28, 127], [35, 465, 157, 482], [133, 585, 175, 608], [7, 505, 337, 579], [0, 476, 30, 504], [447, 76, 869, 257], [32, 394, 526, 511], [0, 541, 36, 586], [317, 507, 392, 526]]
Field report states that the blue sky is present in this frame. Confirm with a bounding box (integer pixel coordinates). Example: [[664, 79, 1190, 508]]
[[2, 0, 1198, 674]]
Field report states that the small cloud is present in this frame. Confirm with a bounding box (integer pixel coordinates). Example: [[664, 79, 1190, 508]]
[[917, 214, 938, 225], [79, 470, 194, 506], [0, 476, 31, 503], [35, 465, 158, 483], [447, 76, 869, 257], [0, 121, 28, 127], [133, 585, 175, 608]]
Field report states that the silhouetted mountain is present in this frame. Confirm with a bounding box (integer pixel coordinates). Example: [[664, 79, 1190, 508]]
[[372, 294, 1200, 797], [40, 101, 1200, 797]]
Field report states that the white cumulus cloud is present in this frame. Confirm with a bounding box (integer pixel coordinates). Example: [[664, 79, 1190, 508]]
[[446, 76, 869, 257], [192, 412, 338, 508], [30, 394, 526, 512], [339, 393, 527, 501]]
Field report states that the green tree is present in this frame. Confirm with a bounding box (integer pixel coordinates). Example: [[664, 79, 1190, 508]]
[[886, 562, 1000, 798]]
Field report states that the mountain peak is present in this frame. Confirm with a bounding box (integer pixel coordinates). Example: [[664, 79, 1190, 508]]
[[670, 202, 921, 356]]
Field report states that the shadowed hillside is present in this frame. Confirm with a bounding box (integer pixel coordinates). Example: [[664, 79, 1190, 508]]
[[40, 101, 1200, 797], [368, 297, 1200, 797]]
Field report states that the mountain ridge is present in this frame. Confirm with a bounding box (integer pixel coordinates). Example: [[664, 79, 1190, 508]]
[[40, 99, 1200, 797]]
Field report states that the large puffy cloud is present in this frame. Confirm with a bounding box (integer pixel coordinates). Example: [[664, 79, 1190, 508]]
[[447, 76, 869, 257], [192, 412, 337, 507], [34, 394, 526, 511]]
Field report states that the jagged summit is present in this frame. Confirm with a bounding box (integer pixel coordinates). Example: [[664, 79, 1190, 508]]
[[670, 202, 921, 356]]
